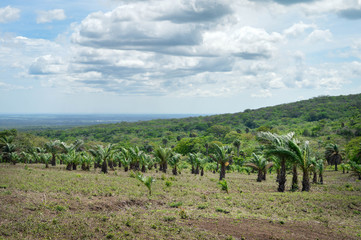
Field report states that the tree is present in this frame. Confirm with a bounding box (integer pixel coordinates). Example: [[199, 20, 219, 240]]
[[40, 153, 52, 168], [287, 140, 313, 191], [257, 132, 295, 192], [316, 159, 325, 184], [169, 153, 181, 175], [325, 144, 342, 171], [246, 153, 273, 182], [233, 139, 241, 158], [44, 140, 61, 166], [154, 147, 172, 173], [0, 136, 16, 163], [209, 144, 232, 180]]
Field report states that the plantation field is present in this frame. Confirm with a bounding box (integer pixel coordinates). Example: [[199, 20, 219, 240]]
[[0, 164, 360, 240]]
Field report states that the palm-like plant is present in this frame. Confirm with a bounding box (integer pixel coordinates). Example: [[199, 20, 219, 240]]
[[9, 152, 20, 165], [246, 153, 273, 182], [209, 144, 233, 180], [316, 159, 325, 184], [40, 153, 52, 168], [287, 140, 313, 191], [136, 173, 156, 196], [233, 139, 241, 157], [154, 147, 172, 173], [325, 144, 342, 171], [129, 146, 144, 171], [1, 136, 16, 163], [257, 132, 294, 192], [80, 152, 93, 171], [44, 140, 61, 166], [118, 148, 132, 172], [168, 153, 181, 175], [188, 153, 197, 174]]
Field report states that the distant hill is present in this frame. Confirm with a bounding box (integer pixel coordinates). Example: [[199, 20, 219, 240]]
[[25, 93, 361, 147]]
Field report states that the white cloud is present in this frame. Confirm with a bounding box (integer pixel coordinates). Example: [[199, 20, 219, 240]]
[[283, 22, 316, 37], [251, 89, 272, 98], [0, 81, 31, 91], [37, 9, 66, 23], [306, 29, 332, 42], [0, 6, 20, 23]]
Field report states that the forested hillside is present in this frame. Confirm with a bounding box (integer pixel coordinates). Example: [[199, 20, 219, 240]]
[[1, 93, 361, 168], [20, 93, 360, 149]]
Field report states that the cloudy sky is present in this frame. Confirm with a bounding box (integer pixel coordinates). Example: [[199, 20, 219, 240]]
[[0, 0, 361, 114]]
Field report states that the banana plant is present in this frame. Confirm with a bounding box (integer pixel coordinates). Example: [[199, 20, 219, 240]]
[[136, 173, 156, 196]]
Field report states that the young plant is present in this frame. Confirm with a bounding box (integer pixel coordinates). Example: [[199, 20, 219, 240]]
[[218, 179, 229, 194], [136, 173, 156, 196]]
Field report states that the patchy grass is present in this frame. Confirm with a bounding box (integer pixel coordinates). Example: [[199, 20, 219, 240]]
[[0, 163, 360, 239]]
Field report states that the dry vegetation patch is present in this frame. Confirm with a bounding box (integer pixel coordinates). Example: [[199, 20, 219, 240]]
[[0, 164, 360, 239]]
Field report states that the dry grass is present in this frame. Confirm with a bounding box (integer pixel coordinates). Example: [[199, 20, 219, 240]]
[[0, 163, 360, 239]]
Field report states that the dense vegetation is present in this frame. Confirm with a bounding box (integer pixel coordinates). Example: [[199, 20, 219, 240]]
[[1, 93, 361, 239]]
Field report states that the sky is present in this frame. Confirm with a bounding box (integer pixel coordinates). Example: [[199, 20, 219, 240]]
[[0, 0, 361, 114]]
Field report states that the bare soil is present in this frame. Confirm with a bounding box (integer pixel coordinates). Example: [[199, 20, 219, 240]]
[[183, 217, 356, 240]]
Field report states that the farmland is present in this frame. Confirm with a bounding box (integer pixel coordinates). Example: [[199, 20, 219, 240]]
[[0, 163, 360, 240]]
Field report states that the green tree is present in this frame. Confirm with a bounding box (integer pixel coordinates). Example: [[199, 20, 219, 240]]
[[209, 144, 232, 180], [169, 153, 181, 175], [325, 144, 342, 171], [154, 147, 172, 173], [246, 153, 273, 182], [257, 132, 295, 192], [44, 140, 61, 166], [233, 139, 241, 158]]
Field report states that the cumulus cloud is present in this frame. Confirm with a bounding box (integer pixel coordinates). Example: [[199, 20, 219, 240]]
[[248, 0, 317, 5], [337, 8, 361, 19], [16, 0, 356, 99], [0, 6, 20, 23], [29, 55, 67, 75], [283, 22, 316, 37], [306, 29, 332, 42], [251, 89, 272, 98], [36, 9, 66, 23]]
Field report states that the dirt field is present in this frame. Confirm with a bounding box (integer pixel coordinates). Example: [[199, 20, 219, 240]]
[[1, 164, 360, 239]]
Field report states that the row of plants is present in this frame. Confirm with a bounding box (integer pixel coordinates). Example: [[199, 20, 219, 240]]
[[2, 131, 360, 193]]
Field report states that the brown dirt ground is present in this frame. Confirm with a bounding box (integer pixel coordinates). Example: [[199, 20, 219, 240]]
[[182, 217, 356, 240]]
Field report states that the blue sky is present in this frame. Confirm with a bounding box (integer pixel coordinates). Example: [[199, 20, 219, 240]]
[[0, 0, 361, 114]]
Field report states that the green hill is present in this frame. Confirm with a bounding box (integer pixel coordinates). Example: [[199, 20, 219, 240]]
[[16, 93, 359, 153]]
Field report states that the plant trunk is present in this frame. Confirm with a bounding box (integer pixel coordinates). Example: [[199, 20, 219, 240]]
[[291, 164, 298, 191], [278, 159, 286, 192], [195, 165, 199, 175], [302, 169, 310, 191], [219, 163, 226, 180], [276, 169, 280, 183], [172, 166, 177, 175], [51, 154, 56, 166], [108, 160, 114, 170], [66, 163, 72, 171], [262, 169, 266, 181], [257, 170, 262, 182], [141, 165, 146, 173], [201, 168, 204, 176], [319, 172, 323, 184], [162, 162, 167, 173], [335, 162, 338, 171], [124, 166, 128, 172], [45, 162, 49, 168], [72, 163, 77, 170], [312, 171, 317, 183], [191, 165, 195, 174], [102, 159, 108, 174]]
